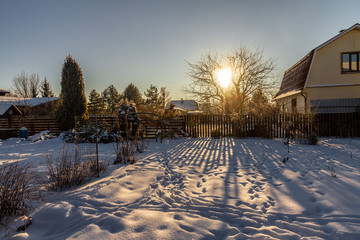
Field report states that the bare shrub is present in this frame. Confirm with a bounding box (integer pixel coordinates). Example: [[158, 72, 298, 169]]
[[114, 115, 146, 164], [0, 163, 34, 223], [114, 122, 142, 164], [46, 146, 106, 191]]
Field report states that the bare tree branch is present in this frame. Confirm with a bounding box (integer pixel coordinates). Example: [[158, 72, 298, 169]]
[[184, 47, 276, 113]]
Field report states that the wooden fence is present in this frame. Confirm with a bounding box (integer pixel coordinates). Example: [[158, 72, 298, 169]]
[[75, 115, 186, 139], [186, 113, 360, 138], [0, 116, 59, 137], [1, 113, 359, 139]]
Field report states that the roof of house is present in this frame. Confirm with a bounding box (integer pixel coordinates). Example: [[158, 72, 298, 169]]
[[0, 96, 59, 107], [274, 23, 360, 100], [0, 103, 22, 115], [166, 100, 199, 111], [274, 50, 314, 100], [0, 89, 10, 94]]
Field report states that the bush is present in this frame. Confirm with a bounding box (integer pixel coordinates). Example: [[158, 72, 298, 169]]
[[0, 163, 35, 222], [46, 147, 106, 191], [114, 123, 145, 164], [308, 132, 318, 145]]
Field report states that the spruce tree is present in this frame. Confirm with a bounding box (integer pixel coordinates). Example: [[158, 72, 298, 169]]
[[40, 77, 54, 97], [56, 55, 88, 131], [144, 85, 170, 113], [123, 83, 143, 108], [102, 84, 121, 115], [88, 89, 105, 114], [144, 84, 159, 112], [248, 88, 272, 115], [30, 73, 40, 98]]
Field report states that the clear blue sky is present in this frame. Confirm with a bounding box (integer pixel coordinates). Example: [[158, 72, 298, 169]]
[[1, 0, 360, 99]]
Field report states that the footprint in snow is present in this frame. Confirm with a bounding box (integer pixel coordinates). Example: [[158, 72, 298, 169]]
[[179, 224, 195, 232], [174, 214, 182, 220]]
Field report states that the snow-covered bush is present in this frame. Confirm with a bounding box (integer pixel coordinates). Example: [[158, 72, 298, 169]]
[[0, 163, 35, 223], [117, 99, 142, 138], [60, 123, 117, 144], [46, 147, 106, 191]]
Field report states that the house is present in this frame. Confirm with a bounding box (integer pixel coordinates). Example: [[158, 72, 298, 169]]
[[274, 23, 360, 113], [166, 99, 202, 114], [0, 103, 22, 116], [0, 91, 59, 116], [0, 89, 10, 96]]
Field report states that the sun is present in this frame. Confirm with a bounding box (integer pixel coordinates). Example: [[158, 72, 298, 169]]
[[216, 68, 232, 88]]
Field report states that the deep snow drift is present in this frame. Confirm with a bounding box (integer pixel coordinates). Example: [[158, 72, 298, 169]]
[[1, 136, 360, 239]]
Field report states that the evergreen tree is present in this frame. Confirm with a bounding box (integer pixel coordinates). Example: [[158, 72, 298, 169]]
[[40, 77, 54, 97], [248, 88, 272, 115], [88, 89, 105, 114], [144, 84, 160, 112], [144, 85, 171, 114], [56, 55, 88, 131], [123, 83, 143, 108], [102, 84, 121, 115], [30, 73, 40, 98]]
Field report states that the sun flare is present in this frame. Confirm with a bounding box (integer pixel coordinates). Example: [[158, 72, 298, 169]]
[[216, 68, 232, 88]]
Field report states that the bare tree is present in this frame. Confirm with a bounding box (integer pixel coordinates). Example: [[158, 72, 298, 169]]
[[185, 47, 276, 114], [12, 71, 41, 98]]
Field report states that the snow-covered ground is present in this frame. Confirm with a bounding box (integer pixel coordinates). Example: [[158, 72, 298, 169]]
[[1, 136, 360, 239]]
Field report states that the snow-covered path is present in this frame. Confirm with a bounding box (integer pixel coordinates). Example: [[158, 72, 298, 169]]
[[3, 137, 360, 239]]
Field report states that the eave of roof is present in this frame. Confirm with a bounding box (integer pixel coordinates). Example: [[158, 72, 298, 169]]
[[273, 90, 302, 100]]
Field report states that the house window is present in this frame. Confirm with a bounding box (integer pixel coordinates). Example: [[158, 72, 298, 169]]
[[342, 52, 360, 72]]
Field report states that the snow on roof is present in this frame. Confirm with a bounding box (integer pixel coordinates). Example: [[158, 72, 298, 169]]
[[0, 103, 12, 115], [0, 103, 21, 115], [166, 100, 199, 111], [0, 89, 10, 93], [0, 96, 59, 107]]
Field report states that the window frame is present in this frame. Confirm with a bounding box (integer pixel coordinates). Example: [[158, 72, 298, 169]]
[[341, 52, 360, 73]]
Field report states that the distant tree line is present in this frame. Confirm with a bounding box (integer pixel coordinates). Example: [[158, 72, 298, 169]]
[[88, 83, 170, 116]]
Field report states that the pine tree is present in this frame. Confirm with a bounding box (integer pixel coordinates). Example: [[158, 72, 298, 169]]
[[248, 88, 272, 115], [123, 83, 143, 108], [40, 77, 54, 97], [88, 89, 105, 114], [144, 84, 159, 112], [30, 73, 40, 98], [144, 85, 170, 113], [102, 85, 121, 115], [56, 55, 88, 131]]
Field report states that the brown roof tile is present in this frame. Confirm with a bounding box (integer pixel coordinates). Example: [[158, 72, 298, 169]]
[[274, 50, 314, 99]]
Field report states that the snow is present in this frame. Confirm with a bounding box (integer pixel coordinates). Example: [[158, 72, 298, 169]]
[[0, 103, 13, 115], [0, 96, 59, 107], [2, 136, 360, 239]]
